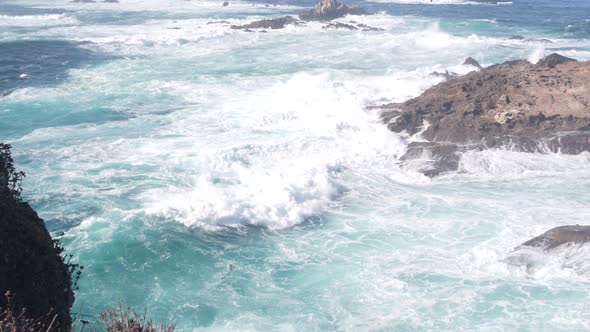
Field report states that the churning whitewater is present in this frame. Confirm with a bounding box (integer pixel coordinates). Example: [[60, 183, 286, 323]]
[[1, 0, 590, 330]]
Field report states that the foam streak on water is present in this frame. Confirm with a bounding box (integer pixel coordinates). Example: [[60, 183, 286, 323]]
[[1, 0, 590, 330]]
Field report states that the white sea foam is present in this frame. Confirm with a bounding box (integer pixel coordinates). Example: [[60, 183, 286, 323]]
[[528, 44, 546, 64], [369, 0, 510, 4], [142, 73, 408, 229], [454, 149, 590, 180], [0, 14, 78, 26]]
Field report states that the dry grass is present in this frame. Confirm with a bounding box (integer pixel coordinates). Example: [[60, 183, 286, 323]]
[[2, 292, 174, 332], [0, 291, 59, 332], [99, 305, 175, 332]]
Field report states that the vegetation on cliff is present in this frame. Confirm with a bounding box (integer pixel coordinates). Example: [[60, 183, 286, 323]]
[[1, 143, 176, 331], [0, 143, 79, 330]]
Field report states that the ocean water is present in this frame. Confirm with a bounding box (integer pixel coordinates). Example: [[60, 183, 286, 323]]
[[1, 0, 590, 330]]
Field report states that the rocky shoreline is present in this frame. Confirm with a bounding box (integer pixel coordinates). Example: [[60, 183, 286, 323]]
[[378, 54, 590, 177]]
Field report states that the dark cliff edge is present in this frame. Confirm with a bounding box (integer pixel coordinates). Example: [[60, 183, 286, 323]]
[[378, 54, 590, 177], [0, 143, 77, 330]]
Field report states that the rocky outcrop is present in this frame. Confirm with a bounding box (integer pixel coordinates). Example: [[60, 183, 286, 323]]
[[298, 0, 367, 21], [537, 53, 577, 68], [380, 54, 590, 176], [463, 57, 482, 69], [0, 144, 76, 330], [517, 225, 590, 251], [231, 16, 302, 30]]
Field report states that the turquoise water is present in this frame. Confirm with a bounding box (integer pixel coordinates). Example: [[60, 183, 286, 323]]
[[2, 0, 590, 330]]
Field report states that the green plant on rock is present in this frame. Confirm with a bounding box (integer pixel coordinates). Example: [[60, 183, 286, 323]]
[[0, 143, 25, 201]]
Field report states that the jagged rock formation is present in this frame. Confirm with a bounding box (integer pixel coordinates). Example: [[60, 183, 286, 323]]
[[379, 54, 590, 176], [0, 144, 76, 330], [463, 57, 482, 69], [517, 225, 590, 251], [537, 53, 577, 68], [298, 0, 367, 21]]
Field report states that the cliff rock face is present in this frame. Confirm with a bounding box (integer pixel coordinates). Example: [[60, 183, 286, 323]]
[[299, 0, 367, 21], [380, 54, 590, 176], [0, 144, 75, 329]]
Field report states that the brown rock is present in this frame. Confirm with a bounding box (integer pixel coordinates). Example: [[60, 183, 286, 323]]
[[379, 54, 590, 176], [382, 56, 590, 149]]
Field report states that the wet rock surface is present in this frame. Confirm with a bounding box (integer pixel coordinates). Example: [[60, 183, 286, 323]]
[[463, 56, 482, 69], [231, 16, 302, 30], [379, 54, 590, 176], [517, 225, 590, 251]]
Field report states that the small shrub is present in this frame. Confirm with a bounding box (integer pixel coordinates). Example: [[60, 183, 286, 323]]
[[0, 291, 59, 332], [99, 305, 175, 332]]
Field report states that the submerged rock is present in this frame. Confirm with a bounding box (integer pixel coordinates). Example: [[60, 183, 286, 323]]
[[517, 225, 590, 251], [207, 20, 230, 25], [231, 16, 302, 30], [323, 22, 357, 30], [379, 54, 590, 176], [399, 142, 464, 177], [509, 35, 552, 44], [299, 0, 367, 21]]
